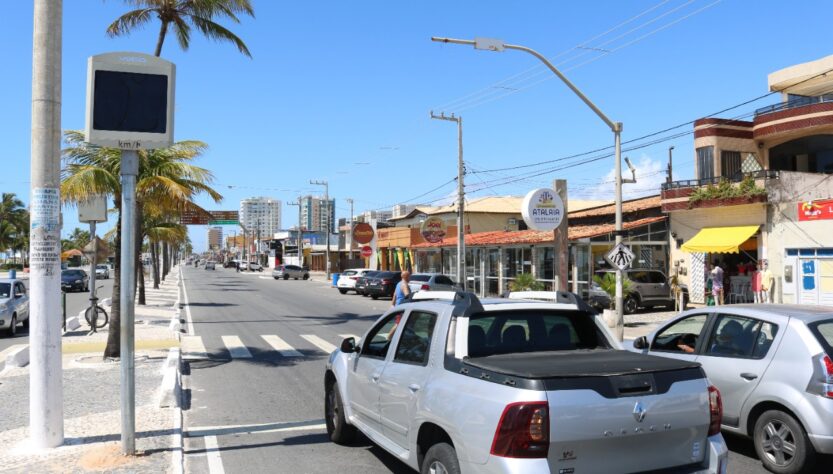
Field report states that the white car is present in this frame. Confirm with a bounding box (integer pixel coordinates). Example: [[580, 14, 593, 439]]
[[0, 279, 29, 337], [337, 268, 372, 294], [95, 264, 110, 279]]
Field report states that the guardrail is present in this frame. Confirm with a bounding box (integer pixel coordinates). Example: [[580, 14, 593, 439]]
[[661, 170, 779, 191], [755, 95, 833, 117]]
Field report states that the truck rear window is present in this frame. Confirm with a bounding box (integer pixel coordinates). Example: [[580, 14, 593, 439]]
[[809, 320, 833, 358], [467, 310, 610, 357]]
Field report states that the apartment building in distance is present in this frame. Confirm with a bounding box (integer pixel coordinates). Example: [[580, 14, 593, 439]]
[[240, 197, 282, 236], [206, 226, 223, 250], [300, 195, 336, 233]]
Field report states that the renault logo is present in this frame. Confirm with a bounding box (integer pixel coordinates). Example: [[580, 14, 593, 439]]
[[633, 401, 647, 423]]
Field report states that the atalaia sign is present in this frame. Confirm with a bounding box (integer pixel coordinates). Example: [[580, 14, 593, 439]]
[[521, 188, 564, 231]]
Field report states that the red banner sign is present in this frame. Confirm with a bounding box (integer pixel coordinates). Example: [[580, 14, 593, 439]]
[[352, 223, 375, 244], [798, 199, 833, 221], [361, 246, 373, 258]]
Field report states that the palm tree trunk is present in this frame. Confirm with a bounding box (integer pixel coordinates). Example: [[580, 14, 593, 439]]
[[135, 205, 144, 305], [154, 21, 168, 57], [162, 242, 170, 280], [104, 206, 121, 359], [151, 241, 160, 289]]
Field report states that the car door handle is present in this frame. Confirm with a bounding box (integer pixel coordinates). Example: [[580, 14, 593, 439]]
[[408, 383, 421, 393], [371, 374, 380, 383], [740, 373, 758, 381]]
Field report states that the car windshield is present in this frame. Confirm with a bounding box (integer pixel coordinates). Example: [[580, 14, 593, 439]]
[[809, 320, 833, 358], [97, 265, 107, 270], [63, 270, 83, 277], [342, 270, 357, 276], [0, 283, 10, 298], [467, 309, 610, 357], [410, 275, 430, 282]]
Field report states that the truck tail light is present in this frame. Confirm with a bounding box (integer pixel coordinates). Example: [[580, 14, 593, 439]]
[[816, 354, 833, 398], [350, 276, 358, 280], [420, 284, 430, 291], [708, 385, 722, 436], [490, 401, 549, 458], [381, 279, 391, 285]]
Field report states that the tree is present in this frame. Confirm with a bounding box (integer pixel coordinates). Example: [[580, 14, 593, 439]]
[[508, 273, 544, 292], [62, 130, 222, 358], [592, 272, 635, 310], [106, 0, 255, 58], [0, 193, 28, 265]]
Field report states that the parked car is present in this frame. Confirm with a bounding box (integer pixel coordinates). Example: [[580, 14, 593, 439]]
[[325, 291, 728, 473], [630, 304, 833, 473], [407, 273, 458, 293], [223, 260, 237, 269], [590, 268, 689, 314], [272, 264, 309, 280], [365, 271, 401, 300], [61, 269, 89, 292], [243, 262, 263, 272], [204, 261, 216, 270], [337, 268, 372, 294], [354, 271, 380, 296], [0, 279, 30, 336], [95, 264, 110, 279]]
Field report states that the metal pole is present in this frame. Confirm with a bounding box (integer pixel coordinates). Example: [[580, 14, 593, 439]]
[[120, 149, 139, 454], [614, 125, 625, 341], [347, 198, 354, 261], [29, 0, 63, 449], [88, 221, 97, 332], [325, 185, 330, 279], [457, 117, 466, 291], [667, 146, 675, 183]]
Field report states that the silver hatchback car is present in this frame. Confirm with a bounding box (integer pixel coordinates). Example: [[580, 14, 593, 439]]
[[631, 304, 833, 473]]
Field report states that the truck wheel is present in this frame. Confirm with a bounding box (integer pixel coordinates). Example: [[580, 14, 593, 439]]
[[754, 409, 815, 474], [624, 296, 639, 314], [325, 380, 356, 444], [421, 443, 460, 474], [283, 274, 289, 280], [371, 295, 378, 300], [22, 316, 29, 329], [338, 289, 347, 294]]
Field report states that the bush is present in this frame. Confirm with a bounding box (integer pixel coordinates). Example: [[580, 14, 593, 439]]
[[689, 177, 766, 204], [509, 273, 544, 292], [1, 263, 24, 271]]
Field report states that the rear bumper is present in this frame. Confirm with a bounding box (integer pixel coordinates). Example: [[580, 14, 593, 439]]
[[366, 287, 392, 297]]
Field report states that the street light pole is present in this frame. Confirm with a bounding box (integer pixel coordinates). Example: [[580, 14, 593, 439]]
[[310, 180, 330, 280], [430, 111, 465, 291], [346, 198, 354, 261], [431, 36, 625, 339]]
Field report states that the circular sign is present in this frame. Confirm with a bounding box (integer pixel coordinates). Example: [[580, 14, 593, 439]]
[[360, 246, 373, 258], [420, 217, 447, 244], [352, 222, 375, 244], [521, 188, 564, 231]]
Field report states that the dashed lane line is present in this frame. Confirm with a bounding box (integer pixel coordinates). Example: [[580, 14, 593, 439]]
[[300, 334, 337, 353], [204, 435, 226, 474], [261, 335, 303, 357]]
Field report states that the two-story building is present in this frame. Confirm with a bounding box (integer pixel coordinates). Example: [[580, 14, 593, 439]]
[[663, 54, 833, 306]]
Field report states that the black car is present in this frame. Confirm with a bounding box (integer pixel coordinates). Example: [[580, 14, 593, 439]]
[[354, 271, 380, 296], [365, 271, 402, 300], [61, 269, 89, 292]]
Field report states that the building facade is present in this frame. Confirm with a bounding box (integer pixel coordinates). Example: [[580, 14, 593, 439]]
[[206, 226, 223, 250], [240, 197, 282, 236], [662, 54, 833, 305], [301, 195, 336, 233]]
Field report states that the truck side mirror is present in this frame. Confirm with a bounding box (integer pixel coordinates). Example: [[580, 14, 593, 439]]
[[340, 337, 357, 354], [633, 336, 649, 350]]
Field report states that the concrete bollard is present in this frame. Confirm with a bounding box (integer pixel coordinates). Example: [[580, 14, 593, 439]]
[[6, 345, 30, 367], [64, 316, 82, 331], [157, 348, 182, 408]]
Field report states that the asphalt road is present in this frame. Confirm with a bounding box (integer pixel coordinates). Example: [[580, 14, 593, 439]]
[[177, 265, 833, 474]]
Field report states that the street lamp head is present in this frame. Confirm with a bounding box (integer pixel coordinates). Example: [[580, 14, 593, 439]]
[[431, 36, 504, 52]]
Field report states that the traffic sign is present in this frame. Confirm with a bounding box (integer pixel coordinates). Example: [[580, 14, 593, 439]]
[[605, 243, 635, 271], [360, 246, 373, 258]]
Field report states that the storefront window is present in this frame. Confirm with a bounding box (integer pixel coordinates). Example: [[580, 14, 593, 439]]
[[416, 250, 441, 273], [535, 247, 554, 281], [503, 247, 532, 288]]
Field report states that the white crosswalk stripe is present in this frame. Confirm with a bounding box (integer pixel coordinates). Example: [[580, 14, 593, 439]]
[[300, 334, 337, 353], [222, 335, 253, 358], [261, 335, 303, 357], [182, 336, 209, 360]]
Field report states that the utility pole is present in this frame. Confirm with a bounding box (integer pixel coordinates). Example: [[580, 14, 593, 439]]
[[667, 146, 675, 184], [29, 0, 63, 449], [346, 198, 354, 261], [430, 111, 465, 291], [287, 199, 300, 266], [310, 180, 330, 279]]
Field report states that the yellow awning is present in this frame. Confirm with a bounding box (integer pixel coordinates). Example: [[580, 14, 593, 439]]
[[681, 226, 759, 254]]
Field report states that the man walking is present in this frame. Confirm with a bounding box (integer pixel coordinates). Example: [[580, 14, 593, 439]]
[[711, 262, 724, 306], [761, 260, 774, 303], [392, 271, 411, 306]]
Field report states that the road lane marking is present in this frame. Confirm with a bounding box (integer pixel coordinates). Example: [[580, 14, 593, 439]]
[[181, 269, 195, 335], [221, 335, 252, 359], [300, 334, 336, 353], [188, 419, 327, 438], [258, 276, 272, 280], [181, 336, 209, 360], [204, 435, 225, 474], [261, 335, 303, 357]]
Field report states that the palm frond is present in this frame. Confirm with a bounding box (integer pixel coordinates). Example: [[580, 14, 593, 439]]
[[105, 8, 156, 37], [186, 13, 252, 57]]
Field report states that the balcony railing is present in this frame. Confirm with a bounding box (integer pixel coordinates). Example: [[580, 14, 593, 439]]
[[661, 170, 779, 191], [755, 95, 833, 117]]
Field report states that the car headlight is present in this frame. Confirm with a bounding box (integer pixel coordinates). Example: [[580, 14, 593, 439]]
[[74, 279, 82, 283]]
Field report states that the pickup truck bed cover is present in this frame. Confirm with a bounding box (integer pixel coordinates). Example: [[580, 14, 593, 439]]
[[464, 349, 700, 379]]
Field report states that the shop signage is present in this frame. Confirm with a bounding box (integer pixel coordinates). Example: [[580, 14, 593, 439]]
[[420, 216, 447, 243], [352, 222, 375, 244], [521, 188, 564, 231], [798, 198, 833, 221], [361, 246, 373, 258]]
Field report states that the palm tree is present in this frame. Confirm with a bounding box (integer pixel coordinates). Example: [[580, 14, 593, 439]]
[[62, 130, 222, 358], [106, 0, 255, 57], [0, 193, 28, 265]]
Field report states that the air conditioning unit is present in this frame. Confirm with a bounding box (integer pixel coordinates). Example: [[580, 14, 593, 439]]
[[508, 218, 517, 225]]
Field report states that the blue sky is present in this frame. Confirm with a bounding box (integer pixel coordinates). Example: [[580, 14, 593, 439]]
[[2, 0, 832, 251]]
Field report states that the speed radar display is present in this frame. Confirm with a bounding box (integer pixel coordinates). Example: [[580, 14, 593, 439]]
[[85, 52, 175, 150]]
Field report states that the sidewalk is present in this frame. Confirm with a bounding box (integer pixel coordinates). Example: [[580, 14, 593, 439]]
[[0, 266, 183, 473]]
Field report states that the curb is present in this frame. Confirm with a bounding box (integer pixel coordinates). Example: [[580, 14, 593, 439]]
[[3, 344, 29, 368], [157, 347, 182, 408]]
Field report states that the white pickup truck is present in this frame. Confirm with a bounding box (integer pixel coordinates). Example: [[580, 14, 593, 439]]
[[324, 291, 728, 474]]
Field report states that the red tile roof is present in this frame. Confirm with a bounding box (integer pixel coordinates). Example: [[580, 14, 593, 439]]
[[410, 216, 666, 248], [568, 195, 661, 218]]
